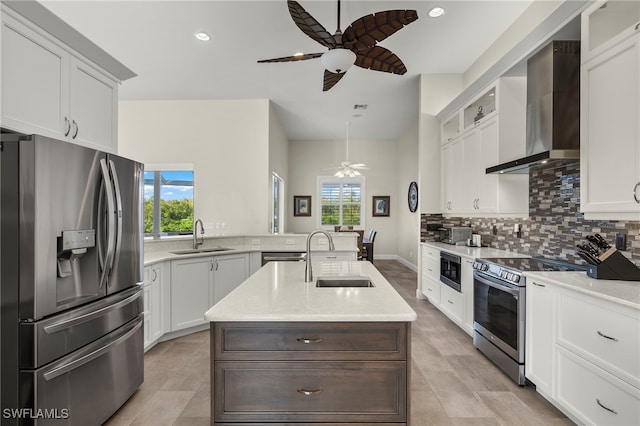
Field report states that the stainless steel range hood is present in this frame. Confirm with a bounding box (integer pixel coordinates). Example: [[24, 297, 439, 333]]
[[487, 41, 581, 174]]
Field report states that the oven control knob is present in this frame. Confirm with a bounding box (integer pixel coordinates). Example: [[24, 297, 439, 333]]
[[508, 273, 515, 281], [482, 264, 489, 271], [500, 270, 507, 279], [513, 275, 520, 283], [472, 262, 479, 269]]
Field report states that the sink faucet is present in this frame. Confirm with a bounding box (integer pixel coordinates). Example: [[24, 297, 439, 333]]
[[305, 230, 335, 282], [193, 219, 205, 249]]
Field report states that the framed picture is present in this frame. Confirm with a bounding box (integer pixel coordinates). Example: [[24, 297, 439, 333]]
[[293, 195, 312, 217], [372, 196, 390, 217]]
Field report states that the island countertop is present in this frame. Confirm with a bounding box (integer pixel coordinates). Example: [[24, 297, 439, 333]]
[[204, 261, 417, 322]]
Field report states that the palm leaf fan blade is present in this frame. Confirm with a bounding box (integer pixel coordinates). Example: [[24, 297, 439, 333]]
[[323, 69, 346, 91], [343, 10, 418, 51], [258, 52, 324, 63], [355, 46, 407, 75], [287, 0, 336, 48]]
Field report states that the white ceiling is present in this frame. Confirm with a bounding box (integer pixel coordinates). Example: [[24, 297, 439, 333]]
[[39, 0, 533, 141]]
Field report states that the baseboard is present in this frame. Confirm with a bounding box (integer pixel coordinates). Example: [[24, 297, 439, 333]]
[[374, 254, 418, 272]]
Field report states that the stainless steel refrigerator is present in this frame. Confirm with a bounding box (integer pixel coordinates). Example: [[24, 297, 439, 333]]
[[1, 132, 144, 425]]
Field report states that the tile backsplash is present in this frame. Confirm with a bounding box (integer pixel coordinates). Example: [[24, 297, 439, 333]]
[[421, 163, 640, 266]]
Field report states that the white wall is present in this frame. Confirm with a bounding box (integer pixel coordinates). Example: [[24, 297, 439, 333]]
[[268, 101, 290, 231], [118, 99, 271, 235], [287, 138, 400, 258], [396, 121, 420, 269]]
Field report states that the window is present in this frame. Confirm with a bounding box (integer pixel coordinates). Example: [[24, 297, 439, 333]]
[[317, 177, 364, 229], [144, 165, 194, 237], [272, 173, 284, 234]]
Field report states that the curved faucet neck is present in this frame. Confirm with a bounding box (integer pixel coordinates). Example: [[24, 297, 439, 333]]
[[305, 230, 335, 282]]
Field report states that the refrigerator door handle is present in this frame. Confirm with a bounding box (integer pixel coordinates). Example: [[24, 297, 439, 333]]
[[42, 315, 143, 381], [108, 159, 124, 285], [99, 159, 116, 289], [43, 287, 142, 334]]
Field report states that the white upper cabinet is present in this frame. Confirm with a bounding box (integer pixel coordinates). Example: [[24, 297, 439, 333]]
[[580, 1, 640, 220], [440, 78, 528, 216], [1, 7, 123, 153]]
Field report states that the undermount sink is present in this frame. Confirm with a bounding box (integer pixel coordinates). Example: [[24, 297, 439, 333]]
[[171, 247, 232, 255], [315, 277, 374, 288]]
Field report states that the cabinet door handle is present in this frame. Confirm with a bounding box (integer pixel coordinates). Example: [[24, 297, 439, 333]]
[[210, 260, 214, 271], [635, 22, 640, 31], [297, 388, 323, 396], [72, 120, 79, 139], [532, 282, 546, 288], [634, 182, 639, 203], [448, 299, 453, 304], [215, 260, 219, 271], [64, 117, 71, 136], [596, 398, 618, 415], [596, 330, 618, 342], [297, 337, 323, 344], [427, 288, 432, 292], [152, 269, 157, 282]]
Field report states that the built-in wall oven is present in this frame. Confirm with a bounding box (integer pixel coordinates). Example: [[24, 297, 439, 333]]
[[440, 251, 462, 292], [472, 257, 586, 385]]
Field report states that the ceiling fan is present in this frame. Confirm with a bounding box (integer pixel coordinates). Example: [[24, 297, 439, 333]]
[[328, 121, 367, 177], [258, 0, 419, 91]]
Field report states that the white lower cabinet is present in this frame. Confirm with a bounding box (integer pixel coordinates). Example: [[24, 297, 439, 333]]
[[557, 347, 640, 426], [170, 257, 214, 331], [143, 263, 164, 351], [212, 253, 249, 304], [421, 276, 440, 303], [439, 283, 465, 326], [525, 275, 640, 424], [170, 253, 250, 332], [525, 280, 555, 396]]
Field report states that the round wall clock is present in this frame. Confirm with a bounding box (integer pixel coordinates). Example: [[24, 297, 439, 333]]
[[408, 181, 418, 212]]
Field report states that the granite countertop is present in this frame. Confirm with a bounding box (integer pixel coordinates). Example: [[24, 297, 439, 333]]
[[204, 261, 417, 322], [524, 270, 640, 310], [420, 241, 530, 260]]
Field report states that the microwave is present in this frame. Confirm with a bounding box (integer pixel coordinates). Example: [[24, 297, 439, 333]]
[[438, 226, 472, 245]]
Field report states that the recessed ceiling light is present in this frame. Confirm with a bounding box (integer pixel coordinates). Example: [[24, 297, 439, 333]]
[[194, 32, 211, 42], [428, 7, 445, 18]]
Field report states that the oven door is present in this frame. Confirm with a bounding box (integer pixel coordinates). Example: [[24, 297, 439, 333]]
[[473, 272, 524, 362]]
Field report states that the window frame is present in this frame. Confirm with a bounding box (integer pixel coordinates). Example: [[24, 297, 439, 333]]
[[316, 176, 365, 230], [272, 172, 284, 234], [144, 163, 194, 238]]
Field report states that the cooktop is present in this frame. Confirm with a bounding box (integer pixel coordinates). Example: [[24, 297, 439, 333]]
[[479, 257, 587, 272]]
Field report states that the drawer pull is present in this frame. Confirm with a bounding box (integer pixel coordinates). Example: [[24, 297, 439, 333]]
[[297, 338, 324, 344], [596, 398, 618, 415], [532, 282, 545, 287], [448, 300, 453, 304], [596, 331, 619, 342], [297, 388, 323, 396]]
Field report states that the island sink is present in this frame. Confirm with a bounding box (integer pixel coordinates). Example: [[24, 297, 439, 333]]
[[315, 277, 374, 288], [171, 247, 232, 255]]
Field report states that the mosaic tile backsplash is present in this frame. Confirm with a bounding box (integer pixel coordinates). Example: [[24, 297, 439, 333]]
[[421, 162, 640, 266]]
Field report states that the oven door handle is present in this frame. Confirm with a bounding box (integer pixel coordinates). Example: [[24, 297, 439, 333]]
[[474, 273, 520, 297]]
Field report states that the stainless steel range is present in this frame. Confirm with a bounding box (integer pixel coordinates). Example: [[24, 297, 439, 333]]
[[472, 257, 586, 385]]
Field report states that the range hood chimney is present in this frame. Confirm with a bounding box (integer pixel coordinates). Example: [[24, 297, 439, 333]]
[[487, 41, 581, 174]]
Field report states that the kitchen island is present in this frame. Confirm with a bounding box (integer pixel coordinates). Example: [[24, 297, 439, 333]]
[[204, 260, 417, 425]]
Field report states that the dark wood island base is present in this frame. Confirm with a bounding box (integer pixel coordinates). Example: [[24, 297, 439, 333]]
[[210, 321, 411, 425]]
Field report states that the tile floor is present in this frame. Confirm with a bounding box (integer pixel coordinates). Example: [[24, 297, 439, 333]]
[[104, 260, 572, 425]]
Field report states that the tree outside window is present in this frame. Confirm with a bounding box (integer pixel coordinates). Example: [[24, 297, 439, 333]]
[[144, 169, 194, 237], [318, 177, 364, 228]]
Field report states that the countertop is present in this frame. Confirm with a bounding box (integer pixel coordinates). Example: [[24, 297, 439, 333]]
[[143, 233, 358, 266], [420, 241, 530, 260], [204, 261, 417, 322], [524, 270, 640, 310]]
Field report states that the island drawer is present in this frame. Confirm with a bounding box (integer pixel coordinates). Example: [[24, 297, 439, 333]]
[[212, 322, 408, 361], [213, 361, 407, 423]]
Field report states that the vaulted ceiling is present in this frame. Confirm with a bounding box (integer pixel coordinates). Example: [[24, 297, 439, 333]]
[[40, 1, 533, 141]]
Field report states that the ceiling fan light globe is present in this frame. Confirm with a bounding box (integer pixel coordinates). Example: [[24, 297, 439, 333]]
[[321, 49, 356, 74]]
